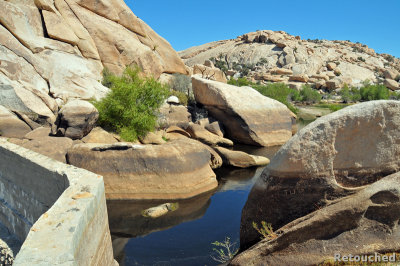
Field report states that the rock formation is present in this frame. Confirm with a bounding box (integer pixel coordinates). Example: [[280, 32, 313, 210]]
[[238, 100, 400, 252], [0, 0, 187, 130], [232, 172, 400, 265], [192, 76, 293, 146], [180, 30, 400, 90], [66, 138, 218, 200]]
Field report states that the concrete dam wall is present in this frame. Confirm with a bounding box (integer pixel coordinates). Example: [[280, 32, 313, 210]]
[[0, 138, 115, 265]]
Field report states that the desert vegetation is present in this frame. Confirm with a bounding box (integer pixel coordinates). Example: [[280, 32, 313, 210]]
[[93, 67, 169, 141], [228, 77, 400, 114]]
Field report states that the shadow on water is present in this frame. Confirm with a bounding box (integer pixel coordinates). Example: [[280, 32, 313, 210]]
[[108, 145, 281, 266]]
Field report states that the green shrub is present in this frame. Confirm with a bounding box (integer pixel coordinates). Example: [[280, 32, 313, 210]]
[[101, 68, 114, 88], [315, 103, 350, 112], [359, 82, 390, 101], [93, 66, 169, 141], [252, 83, 299, 113], [299, 85, 322, 103], [228, 77, 251, 87], [252, 221, 278, 241]]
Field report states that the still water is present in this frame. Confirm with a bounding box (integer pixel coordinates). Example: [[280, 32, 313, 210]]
[[107, 145, 281, 266]]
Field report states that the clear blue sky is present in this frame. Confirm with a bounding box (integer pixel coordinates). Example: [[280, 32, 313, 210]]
[[127, 0, 400, 58]]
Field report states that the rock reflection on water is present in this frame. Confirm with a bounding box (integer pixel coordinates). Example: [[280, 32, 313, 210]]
[[108, 191, 214, 264], [108, 145, 281, 266]]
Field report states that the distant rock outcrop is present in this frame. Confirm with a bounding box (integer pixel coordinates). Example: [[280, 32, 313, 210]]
[[180, 30, 400, 90]]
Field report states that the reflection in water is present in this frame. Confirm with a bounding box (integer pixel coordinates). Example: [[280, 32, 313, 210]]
[[108, 145, 281, 266]]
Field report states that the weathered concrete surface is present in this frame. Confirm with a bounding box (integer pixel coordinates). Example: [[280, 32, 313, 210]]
[[0, 138, 115, 265]]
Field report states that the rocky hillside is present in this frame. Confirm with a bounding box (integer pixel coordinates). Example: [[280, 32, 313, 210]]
[[0, 0, 187, 127], [180, 30, 400, 90]]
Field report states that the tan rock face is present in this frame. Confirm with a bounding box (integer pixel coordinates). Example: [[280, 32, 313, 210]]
[[214, 147, 269, 168], [81, 127, 119, 144], [139, 131, 166, 145], [192, 77, 292, 147], [186, 123, 233, 147], [326, 62, 337, 71], [0, 105, 32, 138], [0, 0, 187, 126], [42, 10, 79, 45], [66, 139, 218, 200], [21, 136, 73, 163], [240, 101, 400, 250], [158, 104, 192, 129], [255, 73, 285, 82], [288, 74, 309, 83], [193, 65, 227, 83], [384, 78, 400, 90], [24, 127, 51, 140], [270, 67, 293, 75], [384, 69, 399, 80]]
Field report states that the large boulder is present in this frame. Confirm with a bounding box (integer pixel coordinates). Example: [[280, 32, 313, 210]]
[[231, 172, 400, 265], [214, 147, 270, 168], [239, 101, 400, 250], [193, 64, 227, 83], [66, 138, 218, 200], [192, 77, 292, 146], [0, 105, 32, 138], [81, 127, 119, 144], [57, 100, 99, 139], [186, 123, 233, 147], [158, 103, 192, 129], [384, 78, 400, 90]]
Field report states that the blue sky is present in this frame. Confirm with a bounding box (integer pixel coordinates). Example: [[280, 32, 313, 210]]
[[127, 0, 400, 58]]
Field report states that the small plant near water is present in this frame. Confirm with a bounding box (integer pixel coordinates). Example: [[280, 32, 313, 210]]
[[93, 66, 169, 141], [210, 237, 239, 264], [252, 221, 278, 241]]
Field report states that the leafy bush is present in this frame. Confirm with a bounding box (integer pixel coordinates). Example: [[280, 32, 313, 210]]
[[359, 82, 390, 101], [94, 66, 169, 141], [228, 77, 251, 87], [230, 80, 299, 113], [339, 85, 361, 103], [252, 83, 299, 113], [299, 85, 322, 103]]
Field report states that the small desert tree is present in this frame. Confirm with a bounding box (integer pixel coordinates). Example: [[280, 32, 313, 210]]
[[93, 66, 169, 141]]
